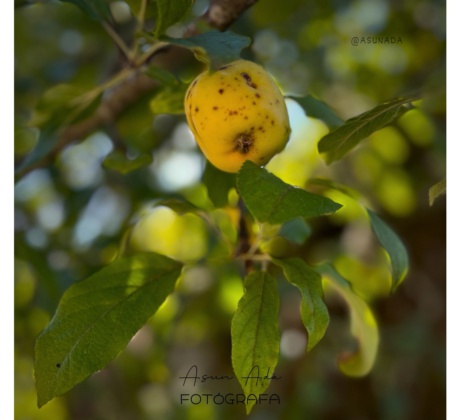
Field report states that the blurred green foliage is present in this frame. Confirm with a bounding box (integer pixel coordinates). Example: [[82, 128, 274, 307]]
[[15, 0, 445, 419]]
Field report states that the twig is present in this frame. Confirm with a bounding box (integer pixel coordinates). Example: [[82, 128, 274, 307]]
[[102, 22, 133, 62], [237, 254, 271, 262]]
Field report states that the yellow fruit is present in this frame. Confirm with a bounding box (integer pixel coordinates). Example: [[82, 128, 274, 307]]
[[184, 60, 291, 173]]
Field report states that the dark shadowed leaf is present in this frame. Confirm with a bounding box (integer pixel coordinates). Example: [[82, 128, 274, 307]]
[[318, 97, 416, 164], [35, 253, 183, 407], [320, 264, 379, 377], [277, 218, 311, 245], [124, 0, 158, 19], [144, 65, 179, 86], [29, 84, 101, 130], [102, 151, 153, 174], [273, 258, 329, 350], [154, 0, 194, 37], [60, 0, 112, 21], [164, 31, 252, 70], [202, 162, 236, 207], [232, 270, 280, 414], [15, 129, 56, 175], [367, 209, 409, 292], [308, 178, 361, 199], [17, 84, 102, 175], [289, 95, 343, 129], [237, 161, 342, 224]]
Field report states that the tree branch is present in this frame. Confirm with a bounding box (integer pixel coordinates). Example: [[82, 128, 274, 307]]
[[204, 0, 259, 31]]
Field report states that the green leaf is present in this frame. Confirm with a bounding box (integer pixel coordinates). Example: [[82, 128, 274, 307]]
[[289, 95, 343, 129], [124, 0, 157, 19], [237, 161, 342, 224], [273, 258, 329, 351], [232, 271, 280, 415], [21, 83, 101, 175], [60, 0, 112, 21], [164, 31, 252, 70], [318, 97, 416, 164], [155, 198, 201, 214], [277, 218, 311, 245], [308, 177, 361, 199], [367, 209, 409, 292], [116, 94, 158, 153], [202, 161, 236, 207], [35, 252, 183, 407], [15, 129, 56, 175], [429, 178, 446, 206], [150, 84, 188, 114], [102, 151, 153, 174], [29, 84, 101, 130], [320, 264, 379, 377], [154, 0, 194, 38], [143, 65, 179, 86]]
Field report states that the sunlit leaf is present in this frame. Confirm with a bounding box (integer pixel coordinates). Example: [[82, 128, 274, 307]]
[[164, 31, 251, 70], [237, 161, 342, 224], [318, 97, 416, 164], [367, 209, 409, 292], [273, 258, 329, 350], [154, 0, 194, 37], [102, 151, 153, 174], [35, 253, 183, 407], [60, 0, 112, 21], [232, 270, 280, 415], [320, 264, 379, 377], [429, 178, 446, 206], [150, 84, 188, 114], [289, 95, 343, 129]]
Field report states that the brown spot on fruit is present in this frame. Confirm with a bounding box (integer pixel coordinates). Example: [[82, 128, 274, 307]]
[[219, 89, 224, 94], [234, 133, 254, 154], [195, 107, 199, 112], [255, 93, 261, 98], [241, 72, 257, 89], [213, 106, 219, 110]]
